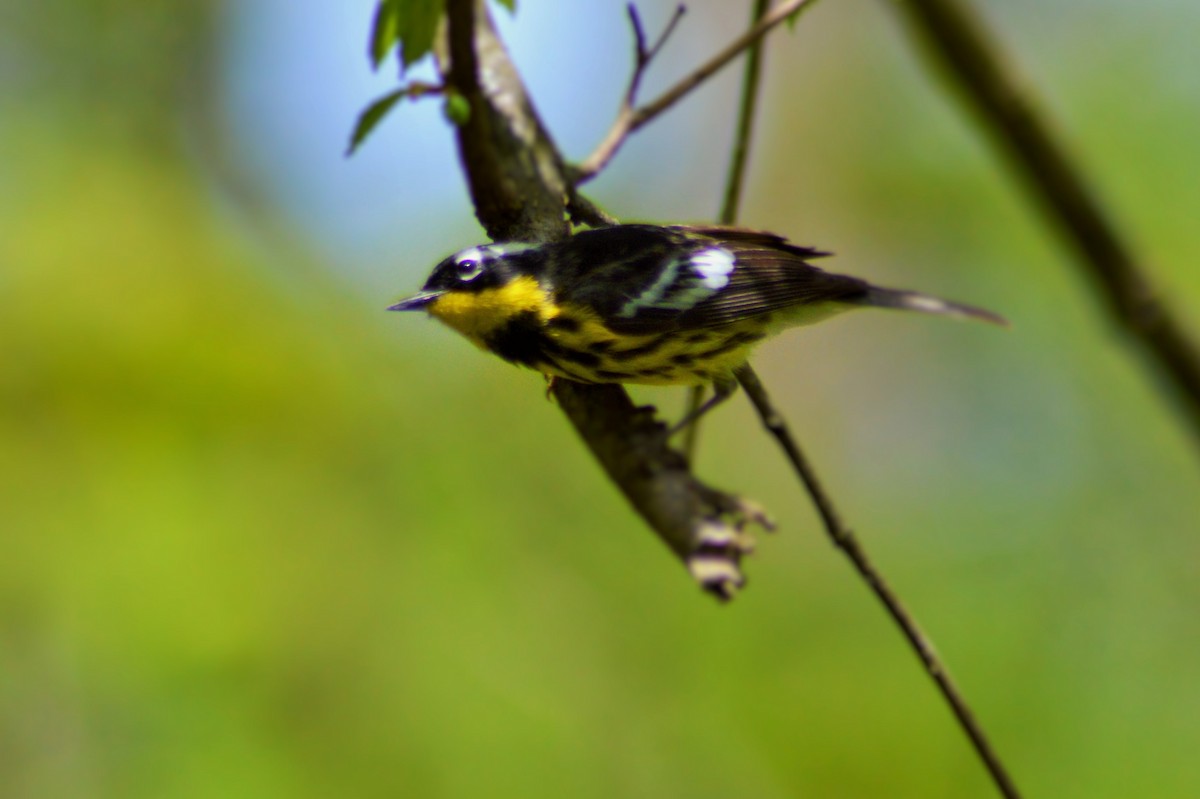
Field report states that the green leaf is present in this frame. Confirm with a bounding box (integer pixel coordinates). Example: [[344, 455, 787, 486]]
[[493, 0, 517, 12], [442, 90, 470, 127], [346, 88, 410, 156], [368, 0, 445, 71], [370, 0, 402, 70], [396, 0, 444, 69]]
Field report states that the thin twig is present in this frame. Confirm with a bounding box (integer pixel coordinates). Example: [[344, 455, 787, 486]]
[[684, 0, 774, 464], [680, 385, 706, 464], [631, 3, 687, 71], [895, 0, 1200, 447], [625, 4, 688, 116], [571, 4, 686, 187], [573, 0, 819, 184], [734, 364, 1022, 799], [720, 0, 772, 224]]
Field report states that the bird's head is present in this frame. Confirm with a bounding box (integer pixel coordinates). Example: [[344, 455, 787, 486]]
[[388, 242, 547, 341], [390, 243, 525, 311]]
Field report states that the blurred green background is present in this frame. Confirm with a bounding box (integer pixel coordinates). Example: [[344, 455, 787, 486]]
[[3, 1, 1200, 796]]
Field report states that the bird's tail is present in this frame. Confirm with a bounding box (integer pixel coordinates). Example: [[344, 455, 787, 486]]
[[860, 286, 1008, 326]]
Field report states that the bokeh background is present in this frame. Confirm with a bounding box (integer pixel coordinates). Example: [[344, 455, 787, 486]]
[[4, 1, 1200, 796]]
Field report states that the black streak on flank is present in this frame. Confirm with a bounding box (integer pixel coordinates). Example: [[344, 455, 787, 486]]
[[537, 353, 593, 383], [553, 346, 602, 368], [607, 334, 671, 362], [696, 331, 765, 359], [546, 316, 580, 332], [595, 369, 634, 381]]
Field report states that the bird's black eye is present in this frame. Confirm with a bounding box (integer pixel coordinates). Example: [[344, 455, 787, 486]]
[[456, 259, 483, 281]]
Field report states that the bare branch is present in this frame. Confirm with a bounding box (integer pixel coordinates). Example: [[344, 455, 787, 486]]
[[570, 4, 687, 188], [734, 364, 1023, 799], [573, 0, 819, 184], [719, 0, 772, 225], [554, 380, 773, 599], [443, 0, 569, 242], [635, 3, 687, 67], [434, 3, 1025, 789], [440, 0, 769, 598], [895, 0, 1200, 447]]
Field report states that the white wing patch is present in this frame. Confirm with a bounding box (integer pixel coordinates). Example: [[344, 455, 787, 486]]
[[617, 247, 736, 318], [691, 248, 736, 290]]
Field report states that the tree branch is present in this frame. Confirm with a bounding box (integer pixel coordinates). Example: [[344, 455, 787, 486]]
[[719, 0, 772, 225], [443, 0, 569, 242], [572, 0, 820, 184], [894, 0, 1200, 448], [441, 0, 770, 598], [554, 380, 773, 597], [734, 364, 1022, 799], [437, 2, 1024, 791]]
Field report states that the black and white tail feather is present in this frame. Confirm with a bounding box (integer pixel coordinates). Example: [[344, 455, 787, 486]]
[[860, 286, 1007, 327]]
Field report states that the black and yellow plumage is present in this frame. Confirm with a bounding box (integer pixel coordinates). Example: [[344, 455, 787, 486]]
[[390, 224, 1003, 403]]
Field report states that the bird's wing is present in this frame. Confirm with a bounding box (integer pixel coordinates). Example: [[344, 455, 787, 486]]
[[666, 225, 832, 261], [554, 225, 866, 334]]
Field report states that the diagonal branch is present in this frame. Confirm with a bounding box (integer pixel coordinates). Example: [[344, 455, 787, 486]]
[[435, 4, 1023, 791], [894, 0, 1200, 448], [719, 0, 773, 226], [734, 364, 1023, 799], [629, 3, 688, 76], [573, 0, 820, 184], [441, 0, 771, 599]]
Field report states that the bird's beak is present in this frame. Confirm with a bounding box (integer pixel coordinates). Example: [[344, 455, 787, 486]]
[[387, 290, 443, 311]]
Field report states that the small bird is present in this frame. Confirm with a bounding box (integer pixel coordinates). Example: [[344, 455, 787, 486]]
[[390, 224, 1004, 422]]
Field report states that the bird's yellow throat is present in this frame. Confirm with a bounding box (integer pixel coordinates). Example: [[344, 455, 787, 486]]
[[426, 275, 551, 344]]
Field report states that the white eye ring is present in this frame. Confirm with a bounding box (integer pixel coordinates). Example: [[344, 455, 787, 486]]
[[456, 258, 483, 281]]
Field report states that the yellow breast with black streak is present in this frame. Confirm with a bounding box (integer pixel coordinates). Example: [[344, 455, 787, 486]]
[[539, 308, 772, 386], [426, 274, 773, 386], [426, 274, 550, 346]]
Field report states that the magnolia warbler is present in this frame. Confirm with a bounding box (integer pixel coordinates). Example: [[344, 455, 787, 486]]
[[390, 225, 1004, 421]]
